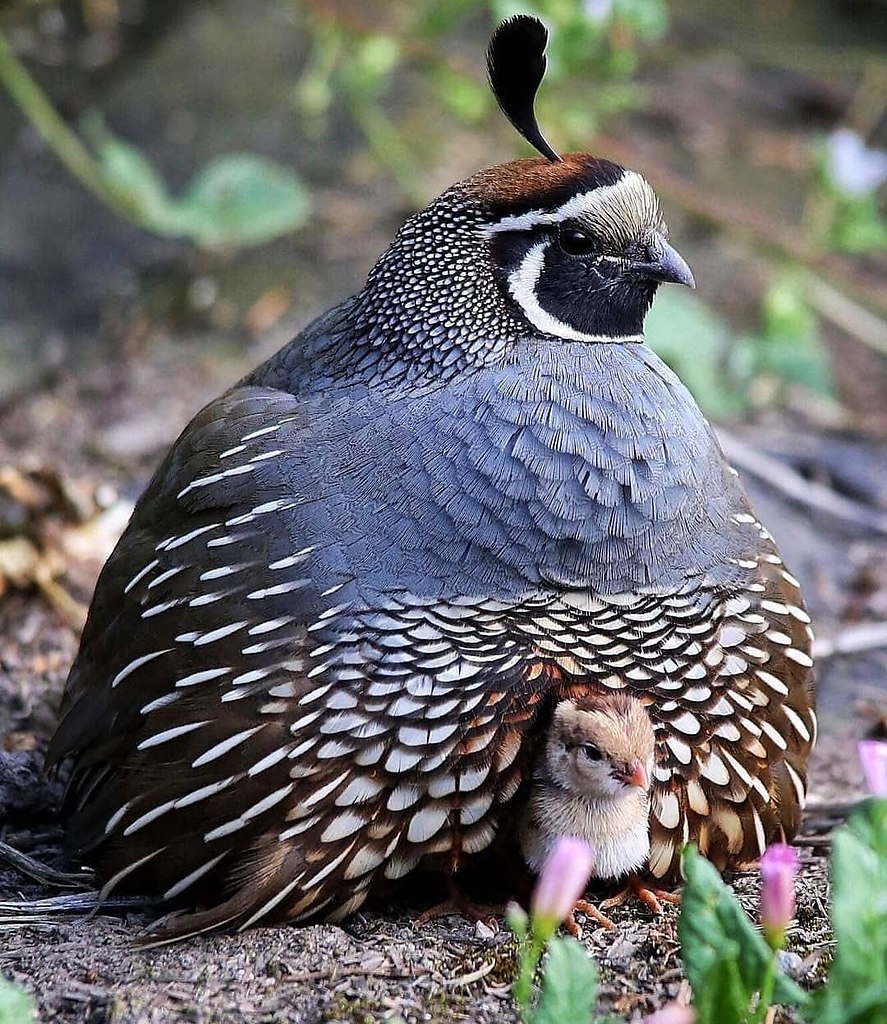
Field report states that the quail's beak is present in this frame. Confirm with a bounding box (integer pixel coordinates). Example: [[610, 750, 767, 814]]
[[631, 233, 695, 289], [616, 759, 650, 790]]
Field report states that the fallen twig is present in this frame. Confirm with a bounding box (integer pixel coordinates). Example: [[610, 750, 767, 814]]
[[0, 842, 92, 890], [812, 621, 887, 660], [442, 960, 497, 988], [718, 431, 887, 537], [807, 278, 887, 358], [280, 964, 416, 984], [802, 798, 862, 817], [0, 891, 150, 922], [35, 573, 88, 632]]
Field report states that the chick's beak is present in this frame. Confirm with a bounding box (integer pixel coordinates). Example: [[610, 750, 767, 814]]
[[619, 759, 649, 790], [632, 233, 695, 289]]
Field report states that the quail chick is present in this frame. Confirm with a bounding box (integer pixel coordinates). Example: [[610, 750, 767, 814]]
[[522, 692, 674, 931]]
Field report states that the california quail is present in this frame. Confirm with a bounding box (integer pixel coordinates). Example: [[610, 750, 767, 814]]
[[48, 16, 816, 941]]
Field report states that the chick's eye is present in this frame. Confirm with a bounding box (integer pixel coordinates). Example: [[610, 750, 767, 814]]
[[581, 744, 604, 762], [558, 227, 597, 257]]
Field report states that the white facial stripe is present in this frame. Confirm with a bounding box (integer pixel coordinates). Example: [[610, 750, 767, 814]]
[[507, 241, 642, 344], [484, 171, 660, 238]]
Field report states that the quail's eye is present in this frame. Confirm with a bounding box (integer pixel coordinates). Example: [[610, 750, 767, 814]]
[[581, 744, 604, 762], [557, 226, 597, 257]]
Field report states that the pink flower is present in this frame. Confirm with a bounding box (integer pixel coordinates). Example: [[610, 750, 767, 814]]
[[530, 836, 595, 932], [760, 843, 799, 950], [858, 739, 887, 798], [643, 1004, 695, 1024]]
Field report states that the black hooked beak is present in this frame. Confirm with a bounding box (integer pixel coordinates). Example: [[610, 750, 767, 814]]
[[631, 233, 695, 289]]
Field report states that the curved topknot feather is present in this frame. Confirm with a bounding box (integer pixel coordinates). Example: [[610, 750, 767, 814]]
[[487, 15, 561, 163]]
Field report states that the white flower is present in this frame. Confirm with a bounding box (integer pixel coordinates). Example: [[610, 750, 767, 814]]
[[826, 129, 887, 197], [584, 0, 615, 24]]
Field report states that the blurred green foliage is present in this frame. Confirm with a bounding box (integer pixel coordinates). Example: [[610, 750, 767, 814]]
[[293, 0, 669, 178], [755, 275, 832, 398], [809, 798, 887, 1024], [646, 275, 834, 420], [0, 977, 33, 1024], [83, 115, 310, 248], [645, 289, 749, 418], [813, 136, 887, 255], [0, 29, 310, 248]]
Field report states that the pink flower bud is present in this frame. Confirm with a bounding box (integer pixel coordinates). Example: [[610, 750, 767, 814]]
[[530, 836, 595, 932], [760, 843, 798, 950], [858, 739, 887, 798], [643, 1004, 695, 1024]]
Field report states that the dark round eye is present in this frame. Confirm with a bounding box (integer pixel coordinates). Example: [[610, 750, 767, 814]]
[[581, 744, 604, 762], [557, 227, 597, 257]]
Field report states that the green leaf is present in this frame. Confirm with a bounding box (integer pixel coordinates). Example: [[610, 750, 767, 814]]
[[757, 275, 833, 398], [846, 796, 887, 854], [648, 276, 835, 413], [532, 937, 598, 1024], [615, 0, 670, 39], [174, 155, 310, 248], [506, 902, 529, 939], [344, 32, 400, 96], [679, 846, 808, 1024], [0, 977, 34, 1024], [83, 116, 309, 247], [81, 112, 174, 225], [830, 193, 887, 254], [812, 799, 887, 1024], [690, 949, 751, 1024], [763, 274, 817, 340]]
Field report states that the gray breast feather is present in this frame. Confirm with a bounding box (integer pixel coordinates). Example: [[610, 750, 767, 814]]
[[203, 335, 753, 603]]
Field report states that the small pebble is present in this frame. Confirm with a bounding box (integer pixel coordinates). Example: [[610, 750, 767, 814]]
[[605, 938, 639, 965], [777, 950, 805, 980]]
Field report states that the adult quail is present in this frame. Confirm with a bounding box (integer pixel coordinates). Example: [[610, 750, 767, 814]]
[[48, 16, 816, 941], [521, 692, 662, 931]]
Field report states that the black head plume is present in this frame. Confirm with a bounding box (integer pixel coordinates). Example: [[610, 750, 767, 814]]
[[487, 15, 561, 163]]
